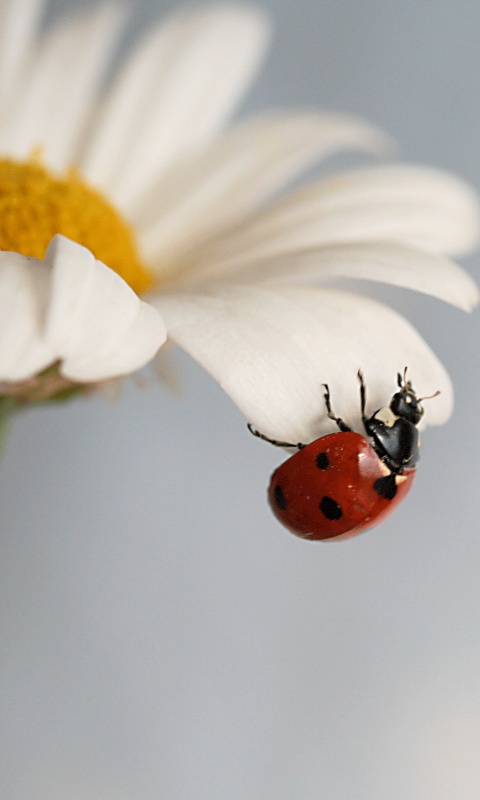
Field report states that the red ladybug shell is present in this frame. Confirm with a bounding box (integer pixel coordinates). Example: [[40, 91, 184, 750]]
[[268, 431, 415, 541]]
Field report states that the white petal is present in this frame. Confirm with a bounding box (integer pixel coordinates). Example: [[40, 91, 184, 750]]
[[0, 252, 54, 381], [187, 241, 479, 312], [136, 112, 392, 271], [44, 236, 166, 381], [81, 4, 270, 213], [189, 165, 480, 275], [0, 0, 44, 113], [153, 284, 452, 442], [0, 4, 126, 170]]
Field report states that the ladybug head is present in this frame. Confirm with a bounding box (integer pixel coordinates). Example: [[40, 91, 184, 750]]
[[389, 369, 439, 425]]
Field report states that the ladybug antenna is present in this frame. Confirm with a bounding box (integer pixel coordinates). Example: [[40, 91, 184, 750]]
[[397, 366, 409, 390], [418, 389, 441, 403]]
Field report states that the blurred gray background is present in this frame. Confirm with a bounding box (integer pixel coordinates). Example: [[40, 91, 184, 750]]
[[1, 1, 480, 798]]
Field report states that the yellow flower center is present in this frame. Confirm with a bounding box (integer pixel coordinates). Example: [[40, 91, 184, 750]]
[[0, 157, 154, 295]]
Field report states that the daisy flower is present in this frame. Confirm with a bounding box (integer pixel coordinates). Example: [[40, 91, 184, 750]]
[[0, 0, 478, 443]]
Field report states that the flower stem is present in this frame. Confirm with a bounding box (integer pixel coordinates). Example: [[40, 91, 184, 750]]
[[0, 397, 16, 457]]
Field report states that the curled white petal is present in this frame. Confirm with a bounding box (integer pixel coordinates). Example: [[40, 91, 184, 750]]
[[190, 165, 480, 276], [153, 283, 452, 443], [0, 252, 54, 381], [190, 241, 479, 312], [82, 3, 270, 212], [44, 236, 166, 381]]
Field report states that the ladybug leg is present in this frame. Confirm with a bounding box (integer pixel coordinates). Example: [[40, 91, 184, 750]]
[[247, 423, 306, 449], [358, 370, 380, 442], [322, 384, 352, 432], [358, 369, 368, 428]]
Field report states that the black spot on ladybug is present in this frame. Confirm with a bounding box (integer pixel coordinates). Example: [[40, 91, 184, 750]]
[[273, 484, 287, 510], [315, 452, 330, 470], [373, 474, 398, 500], [319, 496, 342, 521]]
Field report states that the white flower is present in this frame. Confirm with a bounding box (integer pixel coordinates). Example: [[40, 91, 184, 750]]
[[0, 0, 478, 435]]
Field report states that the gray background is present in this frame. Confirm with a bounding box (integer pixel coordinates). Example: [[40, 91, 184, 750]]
[[1, 1, 480, 798]]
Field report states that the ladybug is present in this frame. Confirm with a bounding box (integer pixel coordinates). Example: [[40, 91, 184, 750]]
[[248, 370, 439, 541]]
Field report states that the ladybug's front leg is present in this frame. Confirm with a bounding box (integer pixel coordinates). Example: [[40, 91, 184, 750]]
[[322, 384, 352, 433], [358, 369, 369, 430]]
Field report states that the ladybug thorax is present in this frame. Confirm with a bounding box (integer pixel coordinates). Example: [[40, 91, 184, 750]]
[[372, 406, 398, 428], [365, 400, 421, 472]]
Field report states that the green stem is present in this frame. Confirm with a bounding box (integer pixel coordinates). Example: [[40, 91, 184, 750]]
[[0, 397, 16, 458]]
